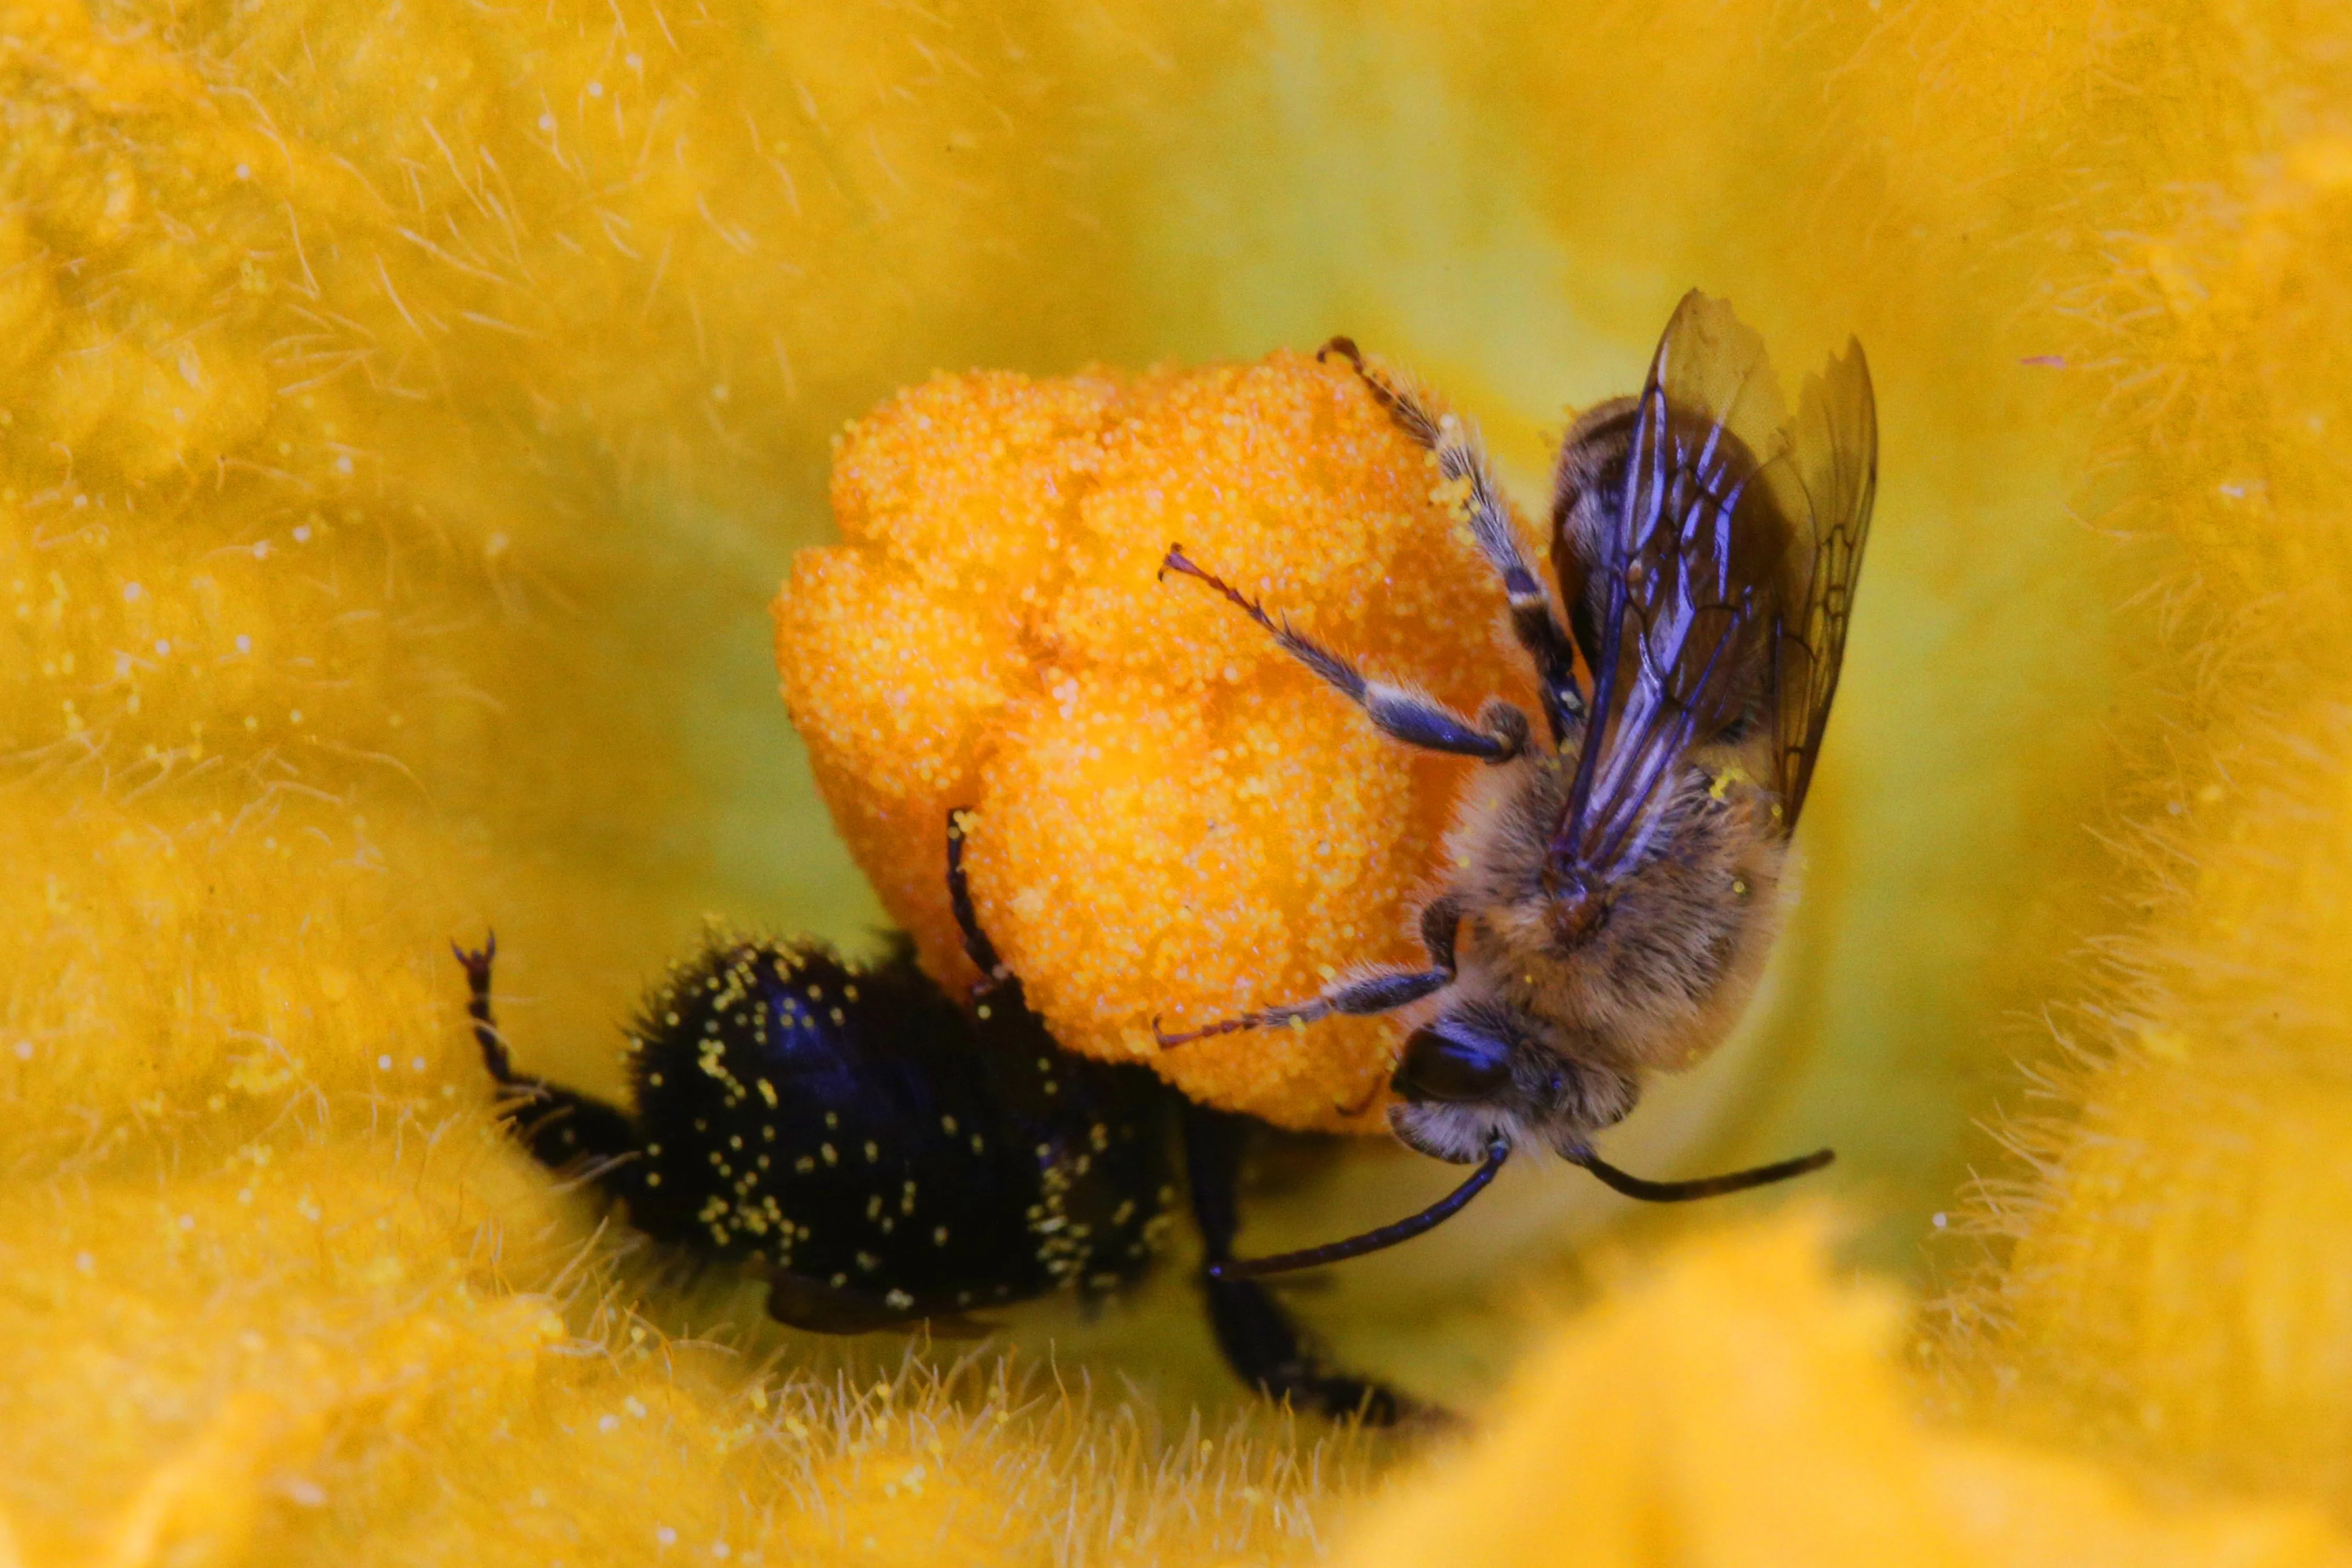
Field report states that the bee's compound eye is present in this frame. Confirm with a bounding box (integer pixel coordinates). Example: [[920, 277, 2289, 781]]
[[1392, 1022, 1513, 1104]]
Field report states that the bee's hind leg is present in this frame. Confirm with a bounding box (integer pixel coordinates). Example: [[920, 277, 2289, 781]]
[[1317, 337, 1586, 741], [1183, 1102, 1438, 1426]]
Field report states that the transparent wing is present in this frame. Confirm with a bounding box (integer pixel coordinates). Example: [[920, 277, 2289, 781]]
[[1548, 291, 1802, 885], [1771, 340, 1877, 829]]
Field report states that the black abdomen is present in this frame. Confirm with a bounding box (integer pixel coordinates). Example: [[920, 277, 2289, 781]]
[[472, 929, 1171, 1332], [623, 935, 1168, 1317]]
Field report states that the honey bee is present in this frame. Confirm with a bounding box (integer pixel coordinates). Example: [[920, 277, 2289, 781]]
[[1156, 291, 1877, 1276]]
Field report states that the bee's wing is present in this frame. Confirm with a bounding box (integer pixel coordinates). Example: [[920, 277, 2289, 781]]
[[1549, 291, 1800, 885], [1771, 339, 1877, 829]]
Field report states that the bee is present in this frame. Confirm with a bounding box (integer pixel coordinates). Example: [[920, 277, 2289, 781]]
[[1154, 291, 1877, 1277], [458, 811, 1420, 1420]]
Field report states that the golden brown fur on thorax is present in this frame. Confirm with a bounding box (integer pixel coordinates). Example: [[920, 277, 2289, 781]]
[[1386, 734, 1791, 1165], [1438, 731, 1789, 1081]]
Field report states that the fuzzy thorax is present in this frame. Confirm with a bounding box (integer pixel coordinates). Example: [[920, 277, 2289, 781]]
[[1389, 737, 1789, 1165]]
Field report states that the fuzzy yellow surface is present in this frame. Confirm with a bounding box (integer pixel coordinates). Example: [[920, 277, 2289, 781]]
[[1343, 1220, 2352, 1568], [1911, 0, 2352, 1525], [1962, 678, 2352, 1503], [6, 0, 2352, 1560]]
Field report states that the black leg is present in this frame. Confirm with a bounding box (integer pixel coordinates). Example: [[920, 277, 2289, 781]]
[[454, 932, 516, 1083], [1182, 1102, 1427, 1425], [453, 935, 644, 1184], [1320, 337, 1587, 743], [1157, 894, 1465, 1049], [1161, 545, 1530, 763], [1156, 965, 1449, 1048], [946, 809, 1013, 991]]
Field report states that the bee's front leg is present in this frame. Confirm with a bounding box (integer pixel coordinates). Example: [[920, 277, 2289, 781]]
[[1155, 894, 1465, 1049], [1154, 965, 1449, 1048]]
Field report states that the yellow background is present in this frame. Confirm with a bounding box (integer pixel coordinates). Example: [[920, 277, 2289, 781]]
[[4, 0, 2350, 1560]]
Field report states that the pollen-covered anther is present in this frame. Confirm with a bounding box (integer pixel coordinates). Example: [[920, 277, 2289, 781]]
[[774, 354, 1528, 1132]]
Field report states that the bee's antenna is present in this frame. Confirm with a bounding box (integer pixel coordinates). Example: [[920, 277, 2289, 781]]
[[1205, 1138, 1510, 1281], [1567, 1145, 1834, 1202]]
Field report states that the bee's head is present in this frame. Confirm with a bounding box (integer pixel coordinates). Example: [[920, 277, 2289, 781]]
[[1386, 1007, 1635, 1163]]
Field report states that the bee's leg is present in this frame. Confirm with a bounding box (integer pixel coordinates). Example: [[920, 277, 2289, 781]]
[[944, 808, 1013, 993], [454, 932, 520, 1085], [452, 936, 644, 1185], [1319, 337, 1586, 743], [1182, 1101, 1431, 1426], [1157, 894, 1463, 1048], [1156, 964, 1447, 1047], [1159, 545, 1531, 762]]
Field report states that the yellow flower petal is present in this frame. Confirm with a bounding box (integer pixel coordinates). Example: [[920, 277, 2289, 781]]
[[7, 0, 2352, 1554], [1343, 1219, 2352, 1568]]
